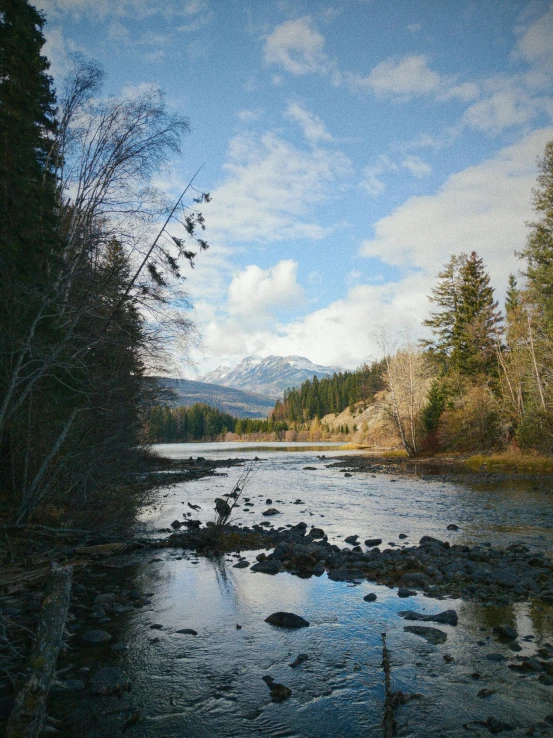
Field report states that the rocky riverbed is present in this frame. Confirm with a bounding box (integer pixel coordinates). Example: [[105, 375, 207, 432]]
[[2, 444, 553, 737]]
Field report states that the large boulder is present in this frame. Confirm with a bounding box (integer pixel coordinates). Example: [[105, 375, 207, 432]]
[[398, 609, 458, 626], [265, 612, 310, 628]]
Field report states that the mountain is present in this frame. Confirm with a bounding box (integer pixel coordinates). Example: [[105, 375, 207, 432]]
[[153, 377, 275, 419], [199, 355, 343, 398]]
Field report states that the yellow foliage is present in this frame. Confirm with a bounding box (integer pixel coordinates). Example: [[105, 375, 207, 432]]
[[465, 453, 553, 473]]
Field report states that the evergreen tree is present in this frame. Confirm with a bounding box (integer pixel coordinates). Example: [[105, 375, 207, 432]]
[[0, 0, 59, 280], [423, 252, 502, 377], [520, 140, 553, 330]]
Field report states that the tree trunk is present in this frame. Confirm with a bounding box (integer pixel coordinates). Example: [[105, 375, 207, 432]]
[[6, 563, 73, 738]]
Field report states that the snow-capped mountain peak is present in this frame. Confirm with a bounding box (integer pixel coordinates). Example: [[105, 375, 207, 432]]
[[199, 355, 343, 398]]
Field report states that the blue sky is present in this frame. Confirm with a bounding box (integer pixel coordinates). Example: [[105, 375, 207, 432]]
[[39, 0, 553, 375]]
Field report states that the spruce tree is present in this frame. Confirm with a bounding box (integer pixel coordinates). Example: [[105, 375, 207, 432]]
[[520, 139, 553, 329], [0, 0, 58, 280], [423, 252, 502, 377]]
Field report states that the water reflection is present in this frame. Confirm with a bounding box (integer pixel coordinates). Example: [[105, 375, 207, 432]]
[[51, 444, 553, 737]]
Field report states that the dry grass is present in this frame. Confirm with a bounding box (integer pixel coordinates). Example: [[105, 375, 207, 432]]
[[465, 453, 553, 474], [379, 449, 409, 458]]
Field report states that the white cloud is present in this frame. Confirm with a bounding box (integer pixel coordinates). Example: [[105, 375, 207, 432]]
[[205, 131, 352, 242], [197, 274, 431, 371], [361, 127, 553, 286], [360, 156, 398, 197], [285, 102, 333, 144], [263, 17, 331, 76], [516, 3, 553, 71], [401, 155, 431, 178], [352, 55, 441, 98], [237, 108, 263, 123], [348, 54, 479, 102], [227, 260, 304, 323], [463, 85, 546, 133]]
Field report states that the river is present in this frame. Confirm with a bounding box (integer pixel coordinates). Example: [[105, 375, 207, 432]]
[[52, 443, 553, 738]]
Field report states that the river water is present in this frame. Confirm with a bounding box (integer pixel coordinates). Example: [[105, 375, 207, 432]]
[[55, 443, 553, 738]]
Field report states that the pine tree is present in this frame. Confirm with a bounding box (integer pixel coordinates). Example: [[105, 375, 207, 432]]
[[0, 0, 59, 280], [423, 252, 502, 377], [520, 140, 553, 330]]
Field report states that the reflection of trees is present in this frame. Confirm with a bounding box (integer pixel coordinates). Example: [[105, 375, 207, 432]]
[[527, 601, 553, 639]]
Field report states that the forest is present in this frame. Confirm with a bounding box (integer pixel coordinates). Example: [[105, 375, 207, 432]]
[[0, 0, 209, 529]]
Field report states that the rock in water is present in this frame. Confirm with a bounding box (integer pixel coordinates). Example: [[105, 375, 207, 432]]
[[493, 624, 518, 641], [363, 593, 377, 602], [176, 628, 198, 635], [365, 538, 382, 547], [262, 508, 281, 516], [265, 612, 310, 628], [404, 626, 447, 644], [290, 653, 309, 668], [398, 609, 458, 626], [90, 667, 130, 695], [344, 535, 359, 545], [81, 630, 111, 645], [262, 675, 292, 702]]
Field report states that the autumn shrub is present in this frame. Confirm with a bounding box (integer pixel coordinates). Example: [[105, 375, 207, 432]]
[[438, 385, 503, 452]]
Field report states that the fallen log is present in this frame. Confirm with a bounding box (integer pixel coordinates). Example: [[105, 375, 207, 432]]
[[6, 562, 73, 738]]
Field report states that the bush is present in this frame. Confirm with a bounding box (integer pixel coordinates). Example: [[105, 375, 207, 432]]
[[438, 385, 503, 452]]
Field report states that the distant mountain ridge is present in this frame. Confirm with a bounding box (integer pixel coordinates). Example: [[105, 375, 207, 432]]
[[199, 355, 343, 398], [153, 377, 275, 419]]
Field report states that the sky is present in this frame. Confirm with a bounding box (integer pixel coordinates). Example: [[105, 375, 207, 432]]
[[37, 0, 553, 376]]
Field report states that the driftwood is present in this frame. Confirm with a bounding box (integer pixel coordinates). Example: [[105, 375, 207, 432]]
[[381, 632, 396, 738], [6, 562, 73, 738]]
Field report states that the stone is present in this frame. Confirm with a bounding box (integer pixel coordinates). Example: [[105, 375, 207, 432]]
[[250, 560, 282, 574], [485, 716, 514, 733], [477, 688, 496, 698], [176, 628, 198, 635], [493, 624, 518, 641], [447, 524, 459, 531], [93, 593, 116, 604], [262, 676, 292, 702], [89, 667, 130, 695], [290, 653, 309, 668], [397, 588, 416, 598], [363, 593, 377, 602], [81, 629, 111, 645], [328, 568, 365, 581], [404, 626, 447, 644], [399, 533, 408, 539], [266, 499, 272, 504], [485, 654, 506, 662], [171, 520, 182, 529], [233, 560, 250, 568], [419, 536, 449, 548], [344, 472, 352, 477], [262, 508, 281, 516], [398, 609, 458, 626], [265, 612, 310, 629], [215, 498, 231, 518], [344, 535, 359, 545], [110, 642, 128, 652], [365, 538, 382, 547], [308, 528, 325, 539], [150, 623, 163, 630], [303, 466, 316, 471]]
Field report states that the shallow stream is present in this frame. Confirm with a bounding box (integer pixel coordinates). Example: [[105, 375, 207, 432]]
[[53, 443, 553, 737]]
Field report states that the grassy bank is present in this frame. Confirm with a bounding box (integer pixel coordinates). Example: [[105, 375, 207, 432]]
[[465, 453, 553, 474]]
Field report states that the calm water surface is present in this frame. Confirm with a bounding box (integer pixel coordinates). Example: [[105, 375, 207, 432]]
[[58, 443, 553, 737]]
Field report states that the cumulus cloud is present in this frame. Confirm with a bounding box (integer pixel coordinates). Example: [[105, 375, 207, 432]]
[[263, 17, 331, 76], [205, 131, 352, 242], [348, 54, 479, 102], [516, 3, 553, 71], [361, 127, 553, 285], [227, 260, 304, 323], [285, 102, 334, 144], [462, 85, 546, 133]]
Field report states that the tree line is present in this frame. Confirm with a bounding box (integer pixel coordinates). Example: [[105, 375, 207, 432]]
[[0, 0, 208, 526], [146, 404, 288, 442], [380, 140, 553, 456], [270, 361, 386, 424]]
